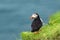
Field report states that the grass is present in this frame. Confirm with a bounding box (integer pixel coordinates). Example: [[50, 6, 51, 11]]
[[21, 11, 60, 40]]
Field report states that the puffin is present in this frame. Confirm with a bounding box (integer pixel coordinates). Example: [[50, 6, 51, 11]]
[[30, 13, 43, 34]]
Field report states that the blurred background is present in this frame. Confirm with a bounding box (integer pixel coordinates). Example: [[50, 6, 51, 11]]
[[0, 0, 60, 40]]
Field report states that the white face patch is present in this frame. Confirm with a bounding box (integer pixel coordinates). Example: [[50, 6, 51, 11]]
[[31, 14, 38, 19]]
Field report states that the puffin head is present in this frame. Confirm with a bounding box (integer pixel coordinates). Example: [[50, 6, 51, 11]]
[[30, 13, 39, 20]]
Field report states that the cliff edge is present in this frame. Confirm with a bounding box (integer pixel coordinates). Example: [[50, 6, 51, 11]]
[[21, 12, 60, 40]]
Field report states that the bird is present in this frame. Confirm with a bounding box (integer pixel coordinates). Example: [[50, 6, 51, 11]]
[[30, 13, 43, 34]]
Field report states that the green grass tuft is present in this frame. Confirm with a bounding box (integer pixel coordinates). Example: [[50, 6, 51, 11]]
[[21, 11, 60, 40]]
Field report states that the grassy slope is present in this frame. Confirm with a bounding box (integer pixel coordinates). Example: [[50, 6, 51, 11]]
[[21, 12, 60, 40]]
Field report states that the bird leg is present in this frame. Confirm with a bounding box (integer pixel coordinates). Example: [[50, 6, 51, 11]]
[[33, 31, 39, 34]]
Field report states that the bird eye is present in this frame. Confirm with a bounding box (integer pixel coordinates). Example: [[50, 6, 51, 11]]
[[32, 14, 38, 18]]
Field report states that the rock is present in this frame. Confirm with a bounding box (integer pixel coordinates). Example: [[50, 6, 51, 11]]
[[21, 11, 60, 40]]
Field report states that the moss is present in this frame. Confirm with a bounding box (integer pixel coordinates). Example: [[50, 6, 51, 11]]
[[21, 11, 60, 40]]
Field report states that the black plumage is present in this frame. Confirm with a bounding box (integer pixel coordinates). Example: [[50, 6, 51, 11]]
[[31, 13, 43, 32]]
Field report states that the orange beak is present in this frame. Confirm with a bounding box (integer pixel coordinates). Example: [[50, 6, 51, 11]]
[[30, 16, 32, 20]]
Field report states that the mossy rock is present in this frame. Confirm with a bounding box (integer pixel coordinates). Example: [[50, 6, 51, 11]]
[[49, 12, 60, 24], [21, 11, 60, 40]]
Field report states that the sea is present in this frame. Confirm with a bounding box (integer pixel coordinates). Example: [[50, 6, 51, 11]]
[[0, 0, 60, 40]]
